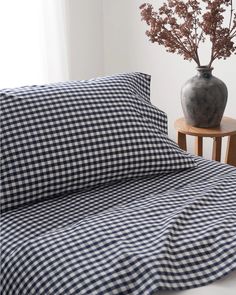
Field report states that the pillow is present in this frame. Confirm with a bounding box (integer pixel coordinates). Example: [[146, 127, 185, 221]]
[[0, 72, 196, 212]]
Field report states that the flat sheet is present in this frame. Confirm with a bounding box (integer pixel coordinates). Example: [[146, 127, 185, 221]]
[[1, 158, 236, 295]]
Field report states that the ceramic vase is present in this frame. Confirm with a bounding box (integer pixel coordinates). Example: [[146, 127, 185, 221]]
[[181, 66, 228, 128]]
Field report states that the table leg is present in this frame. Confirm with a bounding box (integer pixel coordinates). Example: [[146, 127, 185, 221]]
[[195, 136, 203, 156], [212, 137, 222, 162], [177, 132, 187, 151], [225, 135, 236, 167]]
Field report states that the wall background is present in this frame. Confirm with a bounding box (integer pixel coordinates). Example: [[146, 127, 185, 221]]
[[1, 0, 235, 159], [64, 0, 104, 80]]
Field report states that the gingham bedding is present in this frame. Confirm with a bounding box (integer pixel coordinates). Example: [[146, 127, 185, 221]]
[[1, 157, 236, 295], [1, 72, 195, 213]]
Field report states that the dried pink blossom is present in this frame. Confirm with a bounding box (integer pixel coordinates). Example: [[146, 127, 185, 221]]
[[140, 0, 236, 67]]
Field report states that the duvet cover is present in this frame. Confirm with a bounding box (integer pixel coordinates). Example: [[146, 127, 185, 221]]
[[1, 157, 236, 295]]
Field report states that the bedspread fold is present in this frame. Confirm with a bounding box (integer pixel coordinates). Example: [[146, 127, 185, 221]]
[[2, 174, 236, 295]]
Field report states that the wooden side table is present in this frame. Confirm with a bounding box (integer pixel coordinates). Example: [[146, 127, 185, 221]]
[[174, 117, 236, 167]]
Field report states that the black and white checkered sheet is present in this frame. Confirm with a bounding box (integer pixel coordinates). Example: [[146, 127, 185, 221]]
[[1, 157, 236, 295]]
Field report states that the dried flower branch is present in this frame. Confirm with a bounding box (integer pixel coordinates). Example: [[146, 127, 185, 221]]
[[140, 0, 236, 67]]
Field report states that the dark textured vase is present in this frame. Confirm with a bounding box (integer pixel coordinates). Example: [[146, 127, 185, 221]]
[[181, 66, 228, 128]]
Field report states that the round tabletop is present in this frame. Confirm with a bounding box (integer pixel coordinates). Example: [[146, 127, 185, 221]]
[[174, 117, 236, 137]]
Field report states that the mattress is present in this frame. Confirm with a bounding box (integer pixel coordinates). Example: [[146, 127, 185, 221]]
[[159, 269, 236, 295], [1, 157, 236, 295]]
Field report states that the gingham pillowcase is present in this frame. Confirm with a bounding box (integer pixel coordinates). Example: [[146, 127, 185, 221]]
[[0, 72, 196, 212]]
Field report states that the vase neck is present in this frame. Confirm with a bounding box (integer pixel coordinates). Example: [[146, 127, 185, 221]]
[[196, 66, 213, 78]]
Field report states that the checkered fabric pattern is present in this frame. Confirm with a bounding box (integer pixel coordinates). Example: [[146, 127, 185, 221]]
[[1, 72, 196, 212], [1, 158, 236, 295]]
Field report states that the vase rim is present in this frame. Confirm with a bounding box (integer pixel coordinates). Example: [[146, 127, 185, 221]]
[[196, 66, 214, 71]]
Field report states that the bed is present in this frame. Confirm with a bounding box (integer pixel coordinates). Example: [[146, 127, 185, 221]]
[[1, 73, 236, 295]]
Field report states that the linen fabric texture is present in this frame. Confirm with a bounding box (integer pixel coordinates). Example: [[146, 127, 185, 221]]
[[0, 72, 196, 212], [1, 158, 236, 294]]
